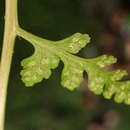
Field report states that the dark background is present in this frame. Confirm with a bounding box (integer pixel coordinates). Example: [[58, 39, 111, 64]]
[[0, 0, 130, 130]]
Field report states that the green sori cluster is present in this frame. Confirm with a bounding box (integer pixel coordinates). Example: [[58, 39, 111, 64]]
[[20, 31, 130, 105]]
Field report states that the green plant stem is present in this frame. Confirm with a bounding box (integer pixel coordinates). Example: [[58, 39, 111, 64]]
[[0, 0, 18, 129]]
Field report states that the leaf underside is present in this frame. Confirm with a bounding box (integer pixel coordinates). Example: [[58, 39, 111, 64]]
[[20, 32, 130, 105]]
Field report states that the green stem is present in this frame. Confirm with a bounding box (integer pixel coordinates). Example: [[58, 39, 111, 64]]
[[0, 0, 18, 129]]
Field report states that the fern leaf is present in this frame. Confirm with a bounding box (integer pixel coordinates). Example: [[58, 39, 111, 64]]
[[20, 45, 60, 86], [18, 29, 130, 105], [55, 33, 90, 54], [61, 61, 84, 90]]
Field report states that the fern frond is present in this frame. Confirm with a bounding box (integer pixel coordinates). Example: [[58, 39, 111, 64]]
[[17, 28, 130, 105]]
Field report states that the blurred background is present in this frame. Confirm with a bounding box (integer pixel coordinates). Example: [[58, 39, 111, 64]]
[[0, 0, 130, 130]]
